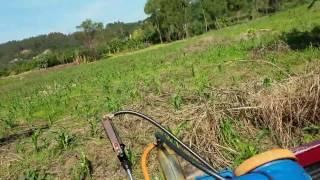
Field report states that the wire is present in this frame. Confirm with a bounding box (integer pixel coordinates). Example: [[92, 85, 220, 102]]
[[113, 110, 225, 180]]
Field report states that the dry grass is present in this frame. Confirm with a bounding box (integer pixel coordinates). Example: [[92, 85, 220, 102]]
[[183, 36, 233, 54], [249, 40, 291, 60], [130, 64, 320, 170], [248, 71, 320, 147]]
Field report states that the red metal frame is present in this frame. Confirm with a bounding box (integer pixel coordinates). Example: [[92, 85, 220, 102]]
[[294, 140, 320, 167]]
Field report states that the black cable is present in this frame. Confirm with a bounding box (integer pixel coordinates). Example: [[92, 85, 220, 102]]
[[113, 110, 225, 180], [155, 132, 220, 178]]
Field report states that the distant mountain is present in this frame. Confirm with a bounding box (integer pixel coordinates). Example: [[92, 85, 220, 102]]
[[0, 32, 81, 68], [0, 21, 142, 69]]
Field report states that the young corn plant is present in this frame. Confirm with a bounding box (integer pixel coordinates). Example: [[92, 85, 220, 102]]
[[0, 117, 16, 129], [105, 97, 120, 112], [195, 74, 210, 98], [56, 130, 74, 150], [84, 103, 102, 137], [73, 152, 92, 180], [47, 109, 58, 126], [87, 116, 100, 137], [167, 120, 190, 145], [16, 141, 26, 153], [126, 147, 138, 167], [217, 64, 224, 73], [171, 94, 183, 110], [31, 129, 41, 152], [263, 77, 272, 87], [191, 64, 196, 77], [22, 169, 48, 180], [169, 120, 189, 138], [0, 106, 17, 129], [23, 169, 40, 180]]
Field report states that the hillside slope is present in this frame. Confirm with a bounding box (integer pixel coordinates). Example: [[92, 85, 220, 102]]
[[0, 5, 320, 179]]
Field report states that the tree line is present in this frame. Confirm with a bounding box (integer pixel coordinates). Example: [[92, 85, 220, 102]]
[[0, 0, 307, 76], [0, 21, 144, 76], [143, 0, 306, 43]]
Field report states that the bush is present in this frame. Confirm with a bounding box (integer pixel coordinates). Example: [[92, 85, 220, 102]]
[[190, 20, 206, 36], [0, 67, 10, 76], [5, 60, 38, 75], [78, 48, 102, 61], [102, 38, 147, 54], [56, 49, 76, 64], [34, 52, 61, 69]]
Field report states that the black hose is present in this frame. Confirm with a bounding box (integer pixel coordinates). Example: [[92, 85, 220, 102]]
[[112, 110, 225, 180], [155, 132, 221, 178]]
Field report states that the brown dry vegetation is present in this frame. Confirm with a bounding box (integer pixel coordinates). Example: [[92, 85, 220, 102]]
[[125, 63, 320, 169], [103, 62, 320, 175], [248, 69, 320, 147]]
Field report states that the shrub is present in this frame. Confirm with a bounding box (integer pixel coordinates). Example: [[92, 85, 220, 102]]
[[56, 49, 76, 64], [34, 53, 60, 69]]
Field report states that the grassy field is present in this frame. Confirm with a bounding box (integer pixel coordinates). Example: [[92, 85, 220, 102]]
[[1, 4, 320, 179]]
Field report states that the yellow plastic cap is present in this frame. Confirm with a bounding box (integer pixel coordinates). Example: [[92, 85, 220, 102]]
[[234, 149, 297, 176]]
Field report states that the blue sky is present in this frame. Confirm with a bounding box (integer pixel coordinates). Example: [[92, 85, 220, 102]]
[[0, 0, 148, 43]]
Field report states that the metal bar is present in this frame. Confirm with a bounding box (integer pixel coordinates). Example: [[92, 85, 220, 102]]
[[102, 116, 133, 180], [102, 118, 123, 154]]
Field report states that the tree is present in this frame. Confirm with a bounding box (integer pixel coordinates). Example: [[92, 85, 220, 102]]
[[145, 0, 193, 41], [226, 0, 252, 22], [132, 28, 145, 41], [183, 0, 193, 38], [141, 20, 160, 43], [145, 0, 164, 43], [269, 0, 280, 11], [308, 0, 319, 9], [199, 0, 227, 29], [199, 0, 209, 32], [76, 19, 103, 49]]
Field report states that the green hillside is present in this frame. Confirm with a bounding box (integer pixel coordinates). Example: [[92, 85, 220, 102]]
[[1, 4, 320, 179]]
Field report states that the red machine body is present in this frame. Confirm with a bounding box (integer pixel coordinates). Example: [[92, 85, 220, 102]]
[[294, 140, 320, 179]]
